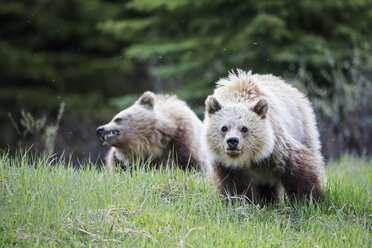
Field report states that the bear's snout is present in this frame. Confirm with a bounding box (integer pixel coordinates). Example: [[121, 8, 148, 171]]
[[96, 125, 120, 142], [227, 137, 239, 149], [96, 126, 105, 137]]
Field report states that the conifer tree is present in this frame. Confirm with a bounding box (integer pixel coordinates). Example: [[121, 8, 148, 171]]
[[101, 0, 372, 104]]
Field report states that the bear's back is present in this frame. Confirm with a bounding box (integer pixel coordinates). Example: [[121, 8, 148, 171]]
[[154, 95, 205, 168], [155, 95, 202, 129], [214, 71, 319, 150], [256, 75, 320, 150]]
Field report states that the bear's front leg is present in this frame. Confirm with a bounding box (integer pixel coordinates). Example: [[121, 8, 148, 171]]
[[281, 154, 323, 202], [211, 162, 255, 201], [252, 184, 281, 204]]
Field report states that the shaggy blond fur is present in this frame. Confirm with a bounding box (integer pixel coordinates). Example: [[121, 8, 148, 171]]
[[98, 91, 205, 173], [202, 69, 325, 203]]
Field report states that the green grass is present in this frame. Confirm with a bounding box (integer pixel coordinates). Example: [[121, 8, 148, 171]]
[[1, 152, 371, 247]]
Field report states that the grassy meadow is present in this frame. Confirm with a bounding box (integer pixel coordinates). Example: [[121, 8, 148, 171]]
[[0, 152, 371, 247]]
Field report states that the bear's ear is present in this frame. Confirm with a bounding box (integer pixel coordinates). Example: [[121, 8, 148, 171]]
[[138, 91, 155, 110], [252, 98, 268, 119], [205, 95, 222, 116]]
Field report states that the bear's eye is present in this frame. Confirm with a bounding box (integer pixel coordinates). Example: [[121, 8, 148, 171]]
[[114, 118, 122, 123], [221, 126, 228, 132], [241, 126, 248, 133]]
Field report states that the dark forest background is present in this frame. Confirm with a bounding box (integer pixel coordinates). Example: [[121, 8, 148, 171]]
[[1, 0, 371, 164]]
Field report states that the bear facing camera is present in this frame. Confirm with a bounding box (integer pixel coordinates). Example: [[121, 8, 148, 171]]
[[97, 91, 205, 173], [202, 69, 325, 204]]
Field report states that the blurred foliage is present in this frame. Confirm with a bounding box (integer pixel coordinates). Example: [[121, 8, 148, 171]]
[[100, 0, 372, 92], [0, 0, 148, 158], [8, 102, 65, 154], [0, 0, 371, 160], [291, 44, 372, 157], [0, 0, 148, 111]]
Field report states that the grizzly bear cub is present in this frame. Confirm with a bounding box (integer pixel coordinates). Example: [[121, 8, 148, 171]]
[[202, 70, 325, 203], [97, 91, 205, 172]]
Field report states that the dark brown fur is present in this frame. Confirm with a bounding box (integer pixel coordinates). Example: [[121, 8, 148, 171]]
[[212, 145, 323, 204], [151, 139, 201, 170]]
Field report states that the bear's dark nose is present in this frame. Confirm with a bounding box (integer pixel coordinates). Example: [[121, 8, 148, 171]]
[[227, 137, 239, 149], [96, 126, 105, 136]]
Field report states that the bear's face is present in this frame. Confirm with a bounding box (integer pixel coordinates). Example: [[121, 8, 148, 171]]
[[96, 92, 159, 153], [204, 96, 275, 168]]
